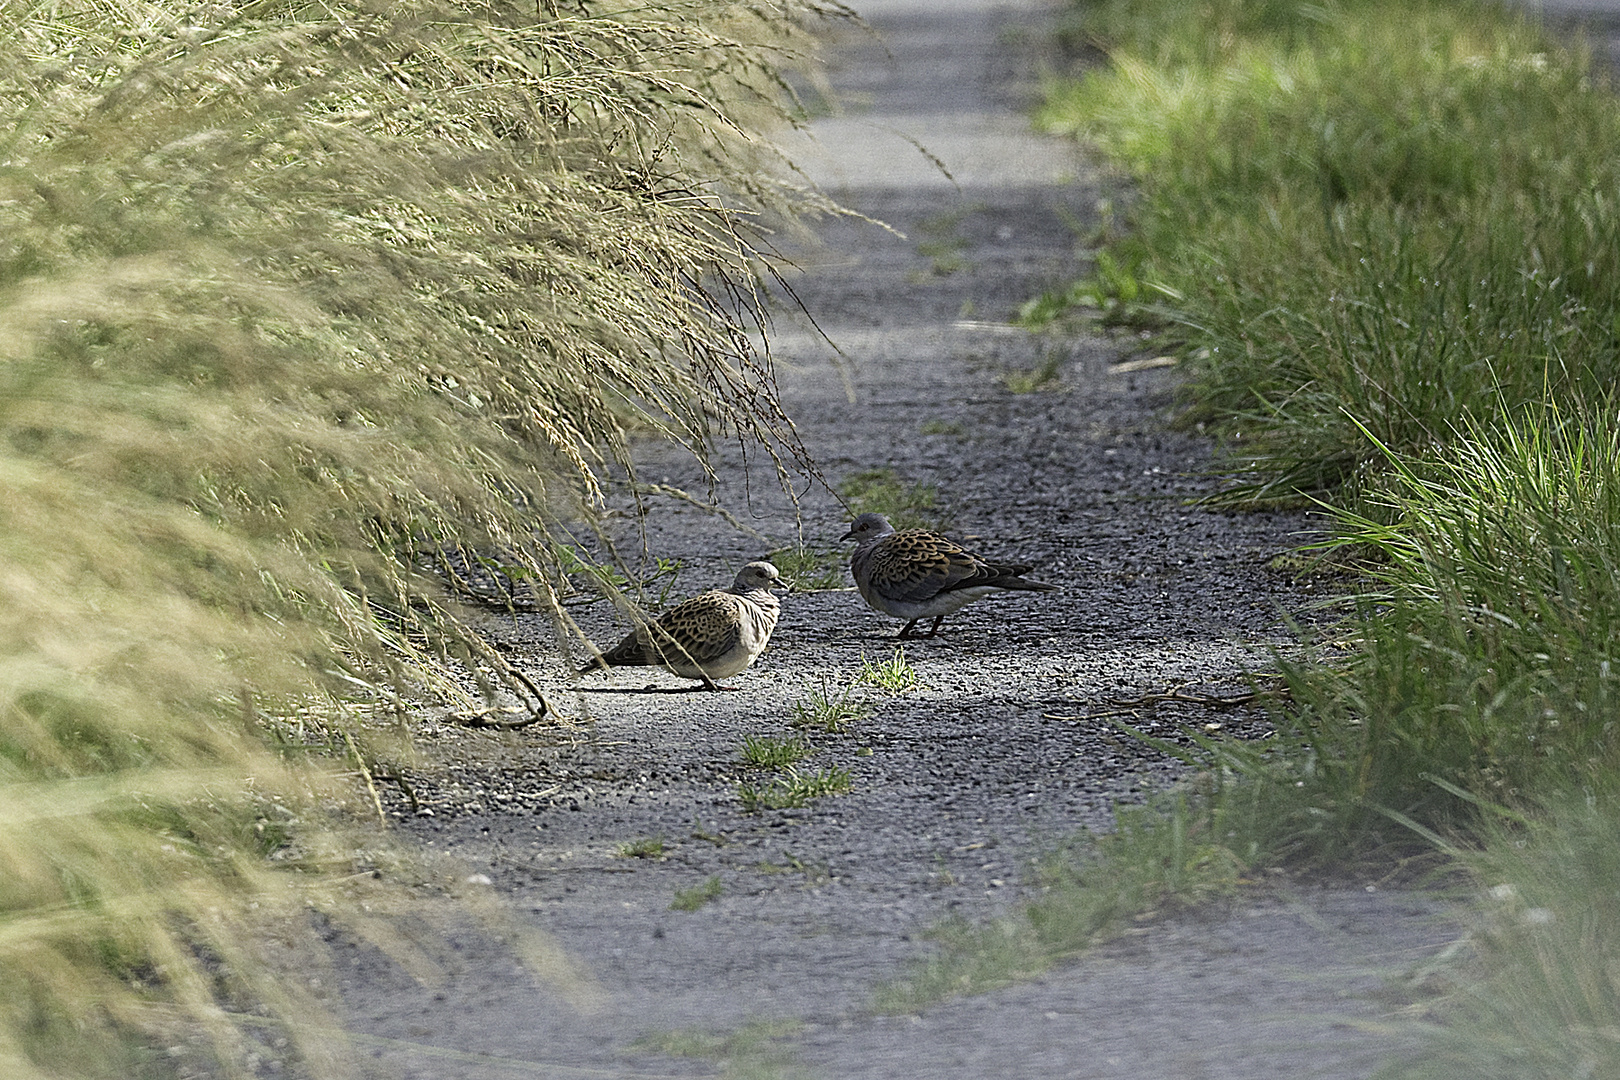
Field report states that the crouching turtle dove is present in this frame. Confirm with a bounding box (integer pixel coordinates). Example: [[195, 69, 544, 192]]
[[841, 512, 1058, 639], [578, 561, 788, 690]]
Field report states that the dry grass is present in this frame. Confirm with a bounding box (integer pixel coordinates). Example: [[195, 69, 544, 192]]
[[0, 0, 852, 1073]]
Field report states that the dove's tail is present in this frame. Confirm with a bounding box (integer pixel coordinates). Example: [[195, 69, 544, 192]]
[[998, 575, 1060, 593], [984, 561, 1061, 593]]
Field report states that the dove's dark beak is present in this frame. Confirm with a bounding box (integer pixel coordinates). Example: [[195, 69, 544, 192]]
[[838, 526, 857, 541]]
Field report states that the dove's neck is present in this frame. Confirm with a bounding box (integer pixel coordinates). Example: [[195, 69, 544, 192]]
[[853, 532, 893, 555], [739, 589, 780, 631], [734, 584, 779, 606]]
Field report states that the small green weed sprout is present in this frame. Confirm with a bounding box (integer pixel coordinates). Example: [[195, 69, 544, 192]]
[[857, 648, 917, 693], [754, 853, 832, 884], [634, 1019, 806, 1077], [789, 679, 871, 733], [916, 236, 968, 277], [919, 418, 967, 437], [737, 767, 853, 812], [838, 467, 943, 530], [766, 545, 846, 591], [736, 781, 770, 812], [1016, 282, 1092, 329], [787, 767, 854, 800], [1017, 249, 1165, 331], [914, 208, 973, 277], [636, 1028, 728, 1058], [740, 734, 813, 769], [873, 916, 1045, 1014], [670, 876, 723, 912], [999, 353, 1065, 394], [617, 837, 666, 860]]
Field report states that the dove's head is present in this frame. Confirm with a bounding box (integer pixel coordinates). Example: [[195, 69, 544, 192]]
[[839, 512, 895, 544], [734, 561, 790, 593]]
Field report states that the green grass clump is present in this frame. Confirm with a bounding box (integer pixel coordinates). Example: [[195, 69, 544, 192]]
[[635, 1019, 808, 1079], [1054, 0, 1367, 67], [999, 353, 1065, 394], [874, 916, 1045, 1013], [871, 0, 1620, 1032], [737, 767, 853, 812], [748, 678, 865, 812], [740, 734, 814, 770], [670, 876, 724, 912], [788, 680, 871, 733], [0, 0, 853, 1070], [919, 418, 967, 437], [617, 837, 667, 860], [948, 407, 1620, 991], [754, 853, 831, 884], [1038, 0, 1620, 842], [1037, 0, 1620, 829], [1386, 788, 1620, 1079], [1315, 407, 1620, 796], [876, 788, 1260, 1012], [855, 648, 918, 693], [1018, 5, 1620, 1068], [1017, 247, 1165, 332], [914, 209, 973, 278], [838, 468, 943, 530]]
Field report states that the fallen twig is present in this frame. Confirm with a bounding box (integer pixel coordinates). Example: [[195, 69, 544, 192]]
[[1104, 686, 1289, 709], [447, 654, 568, 730], [1043, 708, 1142, 723], [505, 663, 566, 724], [1048, 681, 1292, 723], [450, 706, 549, 730]]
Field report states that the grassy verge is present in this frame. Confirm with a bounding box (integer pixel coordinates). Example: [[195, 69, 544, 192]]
[[1388, 784, 1620, 1079], [1037, 0, 1620, 829], [0, 0, 851, 1072], [871, 2, 1620, 1071], [1039, 0, 1620, 502], [876, 791, 1251, 1010]]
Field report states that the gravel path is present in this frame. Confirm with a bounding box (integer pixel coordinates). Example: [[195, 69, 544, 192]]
[[334, 3, 1459, 1077]]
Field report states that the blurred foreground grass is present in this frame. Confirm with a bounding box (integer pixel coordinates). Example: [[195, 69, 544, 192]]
[[0, 0, 849, 1073]]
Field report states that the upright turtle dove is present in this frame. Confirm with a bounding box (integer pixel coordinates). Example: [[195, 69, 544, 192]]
[[841, 513, 1057, 638]]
